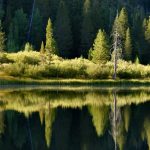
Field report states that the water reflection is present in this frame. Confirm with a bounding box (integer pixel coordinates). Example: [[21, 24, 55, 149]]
[[0, 87, 149, 150]]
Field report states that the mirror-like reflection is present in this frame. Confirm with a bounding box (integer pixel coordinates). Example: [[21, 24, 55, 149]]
[[0, 86, 149, 150]]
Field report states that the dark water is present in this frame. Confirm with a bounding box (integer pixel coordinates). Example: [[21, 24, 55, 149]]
[[0, 86, 150, 150]]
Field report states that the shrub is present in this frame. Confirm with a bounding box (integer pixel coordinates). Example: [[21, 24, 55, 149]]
[[24, 65, 46, 78], [0, 53, 13, 63], [86, 64, 112, 79], [3, 63, 26, 76]]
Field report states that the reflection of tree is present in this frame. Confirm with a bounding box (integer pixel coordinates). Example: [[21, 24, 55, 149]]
[[39, 109, 44, 125], [0, 111, 5, 135], [45, 106, 56, 148], [123, 106, 131, 132], [143, 117, 150, 150], [88, 106, 109, 136], [110, 91, 127, 150]]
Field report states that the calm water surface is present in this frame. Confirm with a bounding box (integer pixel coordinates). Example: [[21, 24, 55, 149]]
[[0, 86, 150, 150]]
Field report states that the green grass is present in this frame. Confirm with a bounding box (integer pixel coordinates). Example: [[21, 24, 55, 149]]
[[0, 75, 150, 86]]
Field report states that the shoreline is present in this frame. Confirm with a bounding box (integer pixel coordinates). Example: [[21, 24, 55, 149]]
[[0, 77, 150, 87]]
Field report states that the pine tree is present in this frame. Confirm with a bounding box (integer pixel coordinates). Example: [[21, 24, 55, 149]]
[[54, 1, 72, 58], [112, 8, 129, 59], [145, 17, 150, 44], [91, 29, 110, 64], [80, 0, 93, 58], [113, 7, 128, 40], [7, 8, 28, 51], [40, 41, 45, 54], [30, 8, 44, 50], [0, 20, 5, 52], [45, 18, 57, 56], [124, 28, 132, 61], [7, 23, 19, 52]]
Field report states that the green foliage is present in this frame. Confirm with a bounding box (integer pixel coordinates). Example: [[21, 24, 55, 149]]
[[0, 53, 13, 63], [145, 17, 150, 43], [30, 8, 43, 49], [113, 7, 129, 40], [80, 0, 93, 57], [55, 1, 72, 58], [45, 18, 57, 56], [40, 41, 45, 54], [0, 20, 5, 52], [1, 52, 150, 79], [124, 28, 132, 61], [91, 29, 110, 64], [24, 43, 34, 52], [7, 8, 28, 51], [7, 24, 19, 52]]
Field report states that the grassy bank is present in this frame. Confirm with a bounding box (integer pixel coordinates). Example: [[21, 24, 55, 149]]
[[0, 76, 150, 86], [0, 51, 150, 85]]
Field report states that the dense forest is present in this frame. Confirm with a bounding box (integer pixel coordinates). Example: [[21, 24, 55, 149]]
[[0, 0, 150, 64]]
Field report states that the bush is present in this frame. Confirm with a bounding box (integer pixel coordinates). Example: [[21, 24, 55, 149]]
[[0, 53, 13, 64], [3, 63, 26, 76], [24, 65, 46, 78], [7, 51, 40, 65], [86, 64, 112, 79]]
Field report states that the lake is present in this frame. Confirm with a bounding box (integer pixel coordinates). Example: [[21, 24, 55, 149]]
[[0, 86, 150, 150]]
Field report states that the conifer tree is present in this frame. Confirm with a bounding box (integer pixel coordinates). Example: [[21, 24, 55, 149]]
[[113, 7, 128, 41], [124, 28, 132, 61], [0, 20, 5, 52], [112, 8, 129, 59], [91, 29, 110, 64], [80, 0, 93, 58], [145, 17, 150, 44], [30, 8, 43, 50], [54, 1, 72, 58], [40, 41, 45, 54], [45, 18, 57, 56], [7, 23, 18, 52], [7, 9, 28, 51]]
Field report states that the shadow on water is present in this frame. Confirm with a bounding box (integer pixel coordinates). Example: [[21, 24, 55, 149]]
[[0, 86, 149, 150]]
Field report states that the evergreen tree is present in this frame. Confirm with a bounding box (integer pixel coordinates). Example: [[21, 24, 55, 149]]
[[145, 17, 150, 44], [70, 0, 83, 57], [0, 20, 5, 52], [80, 0, 93, 58], [40, 41, 45, 54], [7, 23, 18, 52], [54, 1, 72, 58], [7, 8, 28, 51], [142, 17, 150, 63], [91, 0, 101, 33], [45, 18, 57, 56], [112, 8, 129, 59], [30, 8, 44, 50], [113, 7, 128, 41], [91, 29, 110, 64], [124, 28, 132, 61]]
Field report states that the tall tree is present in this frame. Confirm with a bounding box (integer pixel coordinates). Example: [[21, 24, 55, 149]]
[[54, 1, 73, 58], [0, 20, 5, 52], [142, 17, 150, 63], [112, 7, 129, 58], [124, 28, 132, 61], [7, 8, 28, 51], [45, 18, 57, 56], [7, 23, 19, 52], [91, 29, 110, 64], [113, 7, 128, 41], [30, 8, 44, 50], [80, 0, 93, 58]]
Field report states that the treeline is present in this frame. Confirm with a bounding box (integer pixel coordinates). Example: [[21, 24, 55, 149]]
[[0, 0, 150, 64]]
